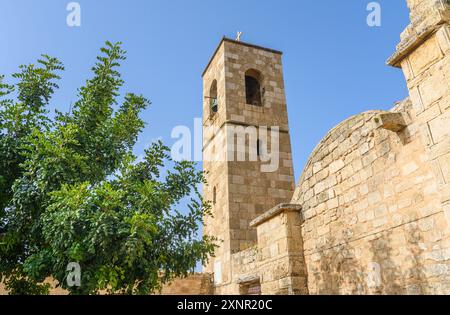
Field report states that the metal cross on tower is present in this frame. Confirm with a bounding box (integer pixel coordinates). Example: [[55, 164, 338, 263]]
[[236, 31, 243, 42]]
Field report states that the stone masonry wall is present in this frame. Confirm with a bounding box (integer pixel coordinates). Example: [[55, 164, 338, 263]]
[[202, 40, 233, 282], [227, 247, 260, 294], [219, 204, 309, 295], [250, 204, 308, 295], [395, 4, 450, 238], [291, 99, 450, 294], [158, 274, 214, 295], [230, 247, 259, 284]]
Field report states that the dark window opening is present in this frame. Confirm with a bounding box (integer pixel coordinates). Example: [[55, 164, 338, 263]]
[[210, 80, 218, 114], [213, 186, 217, 205], [239, 279, 261, 295], [257, 139, 261, 156], [245, 69, 262, 106], [247, 284, 261, 295]]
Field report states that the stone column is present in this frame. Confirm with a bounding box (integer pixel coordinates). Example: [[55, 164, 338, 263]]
[[250, 204, 308, 295]]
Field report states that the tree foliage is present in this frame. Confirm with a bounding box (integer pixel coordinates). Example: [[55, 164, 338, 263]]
[[0, 42, 216, 295]]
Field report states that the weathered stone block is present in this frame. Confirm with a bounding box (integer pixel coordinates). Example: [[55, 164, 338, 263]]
[[373, 112, 408, 132], [409, 34, 442, 76], [419, 71, 448, 108], [430, 110, 450, 143]]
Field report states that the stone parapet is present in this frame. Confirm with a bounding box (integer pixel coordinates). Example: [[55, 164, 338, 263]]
[[251, 204, 308, 295]]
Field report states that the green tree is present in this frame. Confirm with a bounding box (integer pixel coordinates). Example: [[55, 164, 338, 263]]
[[0, 42, 216, 295]]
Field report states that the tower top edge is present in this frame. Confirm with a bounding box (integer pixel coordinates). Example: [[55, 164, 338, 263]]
[[202, 37, 283, 77]]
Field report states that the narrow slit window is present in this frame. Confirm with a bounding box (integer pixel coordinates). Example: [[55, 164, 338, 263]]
[[257, 139, 261, 156], [210, 80, 218, 114]]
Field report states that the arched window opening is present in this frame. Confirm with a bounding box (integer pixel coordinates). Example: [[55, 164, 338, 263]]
[[209, 80, 218, 114], [213, 186, 217, 205], [245, 69, 262, 106]]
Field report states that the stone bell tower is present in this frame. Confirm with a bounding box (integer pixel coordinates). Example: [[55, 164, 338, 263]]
[[202, 37, 295, 293]]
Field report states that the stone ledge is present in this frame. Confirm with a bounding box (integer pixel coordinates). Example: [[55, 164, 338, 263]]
[[387, 24, 441, 68], [373, 112, 408, 132], [387, 5, 450, 68], [249, 203, 302, 228]]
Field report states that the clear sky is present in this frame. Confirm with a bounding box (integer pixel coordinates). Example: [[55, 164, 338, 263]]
[[1, 0, 410, 184]]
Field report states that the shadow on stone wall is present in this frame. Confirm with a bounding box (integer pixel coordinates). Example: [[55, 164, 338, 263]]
[[368, 224, 427, 295], [312, 236, 366, 295], [312, 223, 428, 295]]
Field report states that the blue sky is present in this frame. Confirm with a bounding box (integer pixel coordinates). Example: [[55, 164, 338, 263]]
[[0, 0, 410, 184]]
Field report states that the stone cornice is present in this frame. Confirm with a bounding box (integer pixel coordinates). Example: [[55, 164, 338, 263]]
[[387, 24, 443, 68], [249, 203, 302, 228], [387, 3, 450, 68]]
